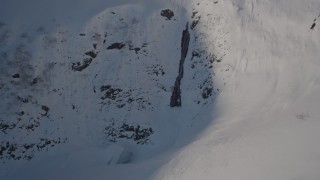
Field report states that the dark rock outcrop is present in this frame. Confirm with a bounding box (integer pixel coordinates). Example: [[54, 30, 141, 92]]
[[107, 43, 125, 50], [105, 123, 153, 144], [161, 9, 174, 20], [170, 23, 190, 107]]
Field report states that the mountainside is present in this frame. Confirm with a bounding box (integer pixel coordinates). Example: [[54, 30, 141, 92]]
[[1, 0, 320, 180]]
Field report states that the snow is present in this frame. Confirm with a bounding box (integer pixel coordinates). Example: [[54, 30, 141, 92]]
[[1, 0, 320, 179]]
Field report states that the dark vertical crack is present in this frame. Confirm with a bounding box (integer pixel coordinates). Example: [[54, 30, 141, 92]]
[[170, 23, 190, 107]]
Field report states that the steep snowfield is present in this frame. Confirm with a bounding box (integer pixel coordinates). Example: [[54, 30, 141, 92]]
[[1, 0, 320, 179], [153, 1, 320, 179]]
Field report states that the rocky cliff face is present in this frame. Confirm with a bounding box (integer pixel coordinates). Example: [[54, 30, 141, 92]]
[[0, 1, 230, 178]]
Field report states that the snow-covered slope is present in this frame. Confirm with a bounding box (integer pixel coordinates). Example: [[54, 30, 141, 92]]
[[153, 1, 320, 180], [1, 0, 320, 179]]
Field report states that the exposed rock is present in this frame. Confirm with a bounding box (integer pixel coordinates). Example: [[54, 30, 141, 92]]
[[107, 43, 125, 50], [85, 50, 97, 58], [311, 22, 316, 30], [12, 73, 20, 78], [170, 23, 190, 107], [72, 49, 98, 72], [105, 123, 153, 144], [161, 9, 174, 20], [100, 85, 123, 101], [72, 58, 93, 71], [202, 87, 213, 99], [129, 44, 141, 54], [191, 16, 201, 30], [0, 138, 67, 160], [41, 105, 49, 116]]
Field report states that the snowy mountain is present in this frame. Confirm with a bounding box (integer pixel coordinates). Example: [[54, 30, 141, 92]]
[[1, 0, 320, 179]]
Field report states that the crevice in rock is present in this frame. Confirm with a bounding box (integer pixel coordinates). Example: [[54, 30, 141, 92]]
[[170, 23, 190, 107]]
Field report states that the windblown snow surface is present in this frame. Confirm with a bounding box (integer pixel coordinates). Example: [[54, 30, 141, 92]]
[[1, 0, 320, 179]]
